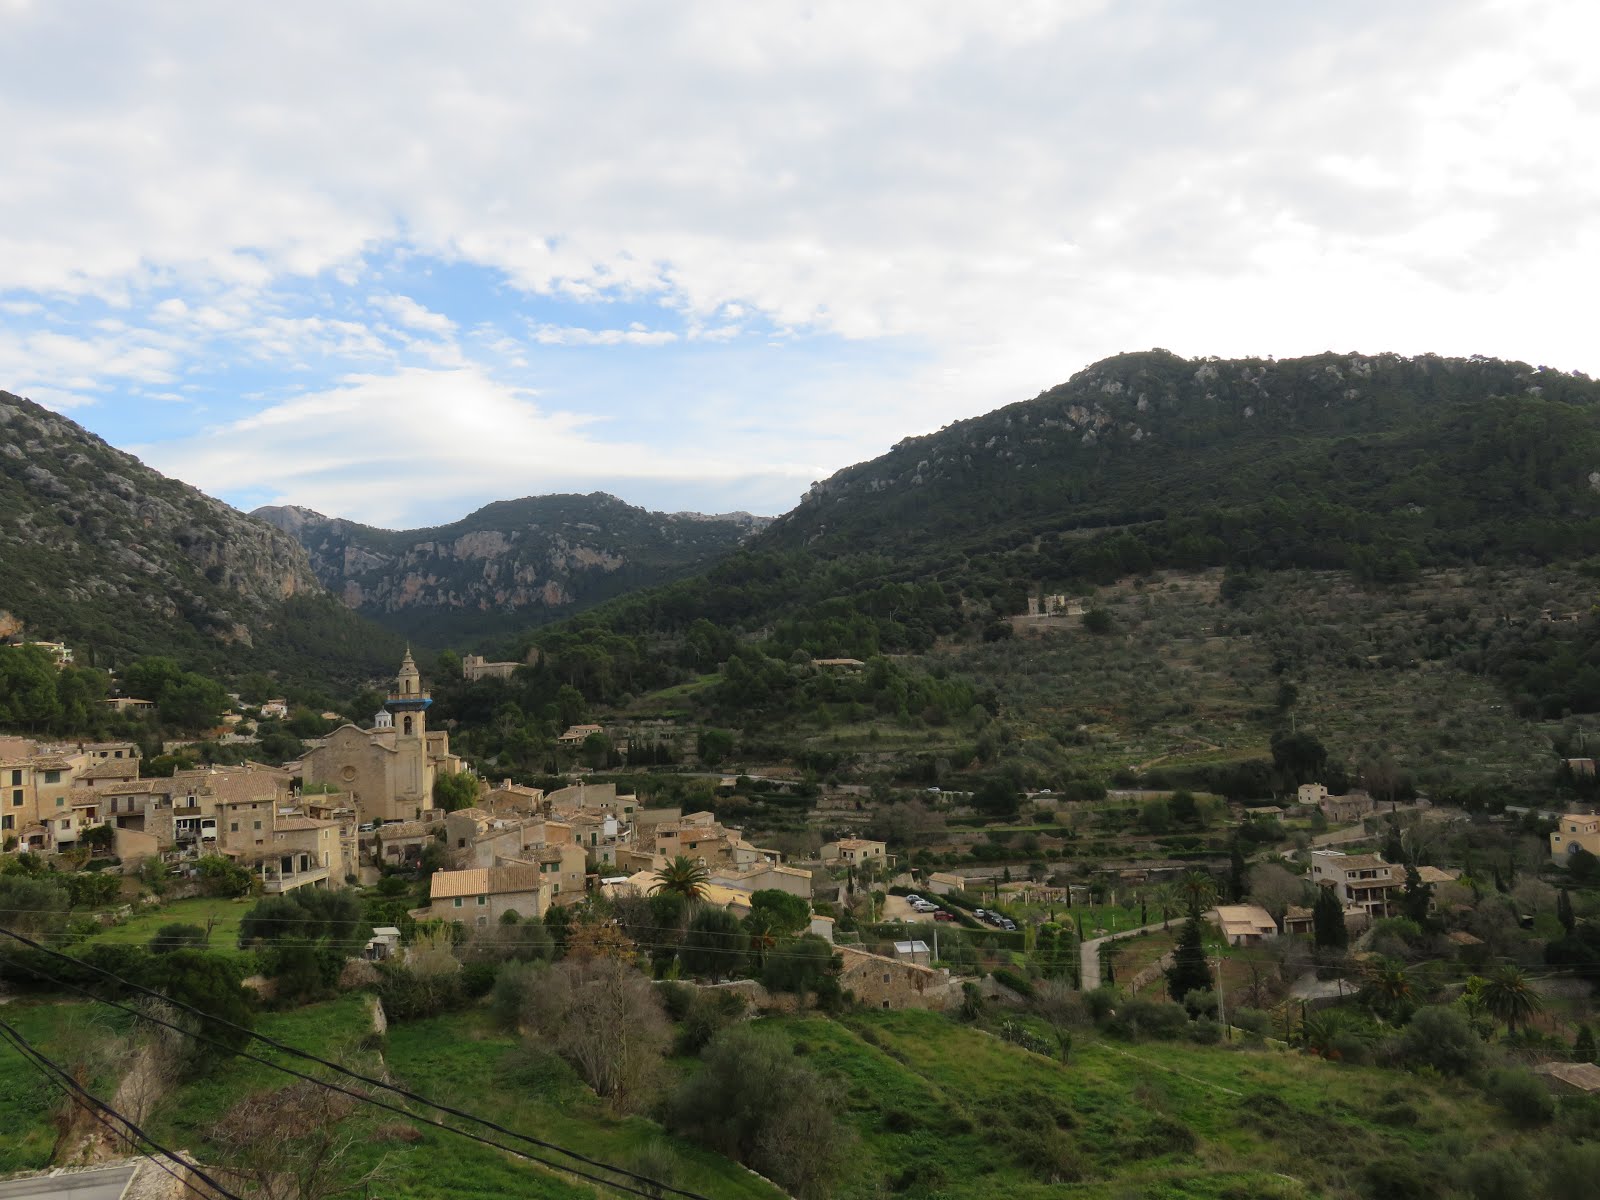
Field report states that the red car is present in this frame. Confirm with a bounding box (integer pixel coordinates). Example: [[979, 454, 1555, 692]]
[[933, 911, 957, 922]]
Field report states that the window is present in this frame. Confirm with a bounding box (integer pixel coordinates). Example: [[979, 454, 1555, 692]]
[[114, 750, 123, 758], [883, 973, 891, 983], [10, 790, 20, 807], [8, 770, 19, 786], [477, 916, 487, 927], [55, 797, 64, 807], [1, 816, 10, 831], [44, 770, 61, 784], [253, 821, 262, 830], [476, 896, 487, 906], [453, 898, 463, 908], [882, 1000, 891, 1009], [59, 819, 70, 830], [230, 822, 239, 833]]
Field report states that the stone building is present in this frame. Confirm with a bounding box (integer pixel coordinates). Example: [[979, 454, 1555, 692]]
[[298, 650, 461, 825]]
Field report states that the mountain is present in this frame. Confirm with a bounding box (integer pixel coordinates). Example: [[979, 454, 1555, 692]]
[[760, 350, 1600, 594], [507, 350, 1600, 690], [0, 391, 400, 682], [253, 493, 770, 644]]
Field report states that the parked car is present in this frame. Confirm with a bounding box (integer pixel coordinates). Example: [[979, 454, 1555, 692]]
[[933, 911, 956, 922]]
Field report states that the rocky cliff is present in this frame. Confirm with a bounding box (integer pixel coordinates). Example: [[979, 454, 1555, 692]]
[[0, 391, 396, 680], [254, 492, 767, 643]]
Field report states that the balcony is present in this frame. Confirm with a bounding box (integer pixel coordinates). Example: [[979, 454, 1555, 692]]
[[259, 865, 331, 893]]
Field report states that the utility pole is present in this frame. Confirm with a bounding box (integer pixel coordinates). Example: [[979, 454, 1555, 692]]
[[1213, 955, 1227, 1040]]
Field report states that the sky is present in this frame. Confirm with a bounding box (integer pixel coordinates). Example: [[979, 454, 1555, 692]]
[[2, 1, 1597, 529]]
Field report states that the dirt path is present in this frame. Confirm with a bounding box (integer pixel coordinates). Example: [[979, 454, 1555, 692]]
[[1079, 921, 1172, 990]]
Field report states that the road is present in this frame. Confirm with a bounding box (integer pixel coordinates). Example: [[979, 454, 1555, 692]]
[[1078, 920, 1172, 991]]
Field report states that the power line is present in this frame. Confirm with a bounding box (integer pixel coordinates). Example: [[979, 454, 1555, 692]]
[[4, 959, 678, 1200], [0, 1017, 245, 1200], [0, 926, 709, 1200]]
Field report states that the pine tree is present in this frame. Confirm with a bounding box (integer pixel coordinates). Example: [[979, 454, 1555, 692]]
[[1313, 887, 1348, 950], [1165, 913, 1211, 1003]]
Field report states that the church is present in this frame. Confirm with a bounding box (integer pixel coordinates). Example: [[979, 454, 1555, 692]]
[[298, 650, 462, 825]]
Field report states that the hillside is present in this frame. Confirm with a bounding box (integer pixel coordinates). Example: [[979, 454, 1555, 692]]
[[255, 494, 768, 644], [0, 391, 400, 684], [771, 350, 1600, 588]]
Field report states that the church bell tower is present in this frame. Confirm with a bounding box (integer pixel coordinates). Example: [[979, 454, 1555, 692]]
[[387, 647, 432, 741]]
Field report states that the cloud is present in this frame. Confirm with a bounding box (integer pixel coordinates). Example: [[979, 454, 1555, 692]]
[[3, 1, 1599, 520], [137, 365, 819, 526], [531, 323, 679, 346], [369, 294, 456, 336]]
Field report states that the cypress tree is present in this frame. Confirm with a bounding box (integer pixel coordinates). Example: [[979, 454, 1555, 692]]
[[1165, 913, 1211, 1003], [1312, 887, 1348, 950], [1558, 888, 1576, 935], [1227, 840, 1248, 903], [1576, 1024, 1596, 1064]]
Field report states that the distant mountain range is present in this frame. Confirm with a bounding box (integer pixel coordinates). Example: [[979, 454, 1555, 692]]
[[253, 495, 770, 644], [9, 350, 1600, 688]]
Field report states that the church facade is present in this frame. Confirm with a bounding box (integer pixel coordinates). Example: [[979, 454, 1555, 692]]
[[299, 650, 462, 825]]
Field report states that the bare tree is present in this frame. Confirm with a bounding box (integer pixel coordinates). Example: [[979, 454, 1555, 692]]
[[210, 1081, 386, 1200], [1247, 863, 1308, 926], [526, 957, 669, 1111]]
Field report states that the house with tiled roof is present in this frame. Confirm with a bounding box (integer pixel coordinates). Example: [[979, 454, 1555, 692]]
[[429, 864, 552, 924]]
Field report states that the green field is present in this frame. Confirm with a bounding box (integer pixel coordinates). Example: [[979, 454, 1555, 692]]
[[75, 896, 255, 959]]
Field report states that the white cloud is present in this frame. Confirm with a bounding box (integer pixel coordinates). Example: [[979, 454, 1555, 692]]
[[531, 323, 679, 347], [138, 366, 818, 526], [3, 1, 1600, 518], [369, 294, 456, 336]]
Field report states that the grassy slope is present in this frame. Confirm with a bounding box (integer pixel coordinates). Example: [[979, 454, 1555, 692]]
[[757, 1008, 1515, 1200], [2, 994, 1560, 1199], [143, 998, 782, 1200]]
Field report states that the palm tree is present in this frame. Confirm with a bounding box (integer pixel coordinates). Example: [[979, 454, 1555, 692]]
[[1179, 871, 1218, 917], [1360, 958, 1413, 1020], [1480, 964, 1543, 1035], [1151, 882, 1183, 929], [651, 856, 710, 902]]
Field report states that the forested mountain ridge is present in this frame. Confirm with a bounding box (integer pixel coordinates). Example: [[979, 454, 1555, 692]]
[[503, 352, 1600, 697], [769, 350, 1600, 585], [0, 391, 400, 683], [255, 493, 768, 644]]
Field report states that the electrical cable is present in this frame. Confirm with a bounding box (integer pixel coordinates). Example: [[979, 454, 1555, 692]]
[[0, 925, 710, 1200], [3, 952, 693, 1200], [0, 1017, 245, 1200]]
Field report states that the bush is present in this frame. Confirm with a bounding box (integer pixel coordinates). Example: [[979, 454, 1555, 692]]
[[375, 960, 465, 1021], [1462, 1150, 1535, 1200], [1363, 1156, 1442, 1200], [665, 1026, 851, 1199], [1485, 1068, 1555, 1126], [149, 922, 208, 954], [1394, 1006, 1484, 1078], [992, 968, 1035, 999], [1106, 999, 1189, 1042]]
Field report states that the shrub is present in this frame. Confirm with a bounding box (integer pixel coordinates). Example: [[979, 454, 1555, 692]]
[[1545, 1143, 1600, 1200], [665, 1027, 852, 1199], [149, 922, 207, 954], [1106, 999, 1189, 1042], [1462, 1150, 1534, 1200], [1362, 1156, 1442, 1200], [992, 968, 1035, 999], [1485, 1068, 1555, 1126], [1394, 1006, 1484, 1078]]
